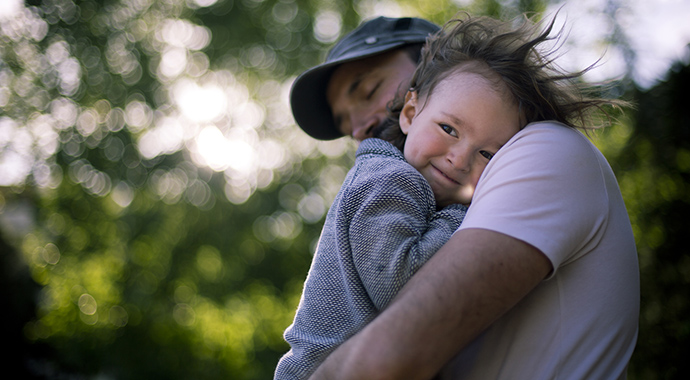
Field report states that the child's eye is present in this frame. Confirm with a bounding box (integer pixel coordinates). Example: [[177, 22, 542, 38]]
[[480, 150, 494, 160], [440, 124, 457, 137]]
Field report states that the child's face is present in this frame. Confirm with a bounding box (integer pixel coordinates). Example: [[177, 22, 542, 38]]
[[400, 70, 520, 206]]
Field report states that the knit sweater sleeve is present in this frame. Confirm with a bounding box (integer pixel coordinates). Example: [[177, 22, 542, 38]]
[[342, 163, 467, 311]]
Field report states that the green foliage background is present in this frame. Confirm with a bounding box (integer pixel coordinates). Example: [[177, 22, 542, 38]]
[[0, 0, 687, 379]]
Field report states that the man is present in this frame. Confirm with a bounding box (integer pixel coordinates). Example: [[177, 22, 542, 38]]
[[290, 16, 440, 141], [291, 15, 639, 380]]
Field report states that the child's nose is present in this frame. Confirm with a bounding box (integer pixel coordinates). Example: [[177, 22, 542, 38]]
[[447, 146, 472, 172]]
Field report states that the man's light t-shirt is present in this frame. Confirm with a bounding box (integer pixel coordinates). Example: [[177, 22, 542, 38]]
[[443, 122, 640, 380]]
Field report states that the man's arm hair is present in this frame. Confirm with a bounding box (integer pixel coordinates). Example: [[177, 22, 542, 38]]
[[309, 228, 552, 380]]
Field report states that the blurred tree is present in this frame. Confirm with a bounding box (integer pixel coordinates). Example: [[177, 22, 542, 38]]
[[1, 0, 356, 378], [612, 59, 690, 380], [1, 0, 688, 379]]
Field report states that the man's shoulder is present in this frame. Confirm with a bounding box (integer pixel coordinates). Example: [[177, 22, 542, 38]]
[[498, 122, 600, 164], [512, 122, 593, 148]]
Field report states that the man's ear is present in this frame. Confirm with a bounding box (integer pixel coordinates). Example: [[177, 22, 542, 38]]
[[399, 90, 418, 135]]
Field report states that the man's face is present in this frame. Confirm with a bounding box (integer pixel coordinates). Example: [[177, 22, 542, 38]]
[[326, 49, 417, 141]]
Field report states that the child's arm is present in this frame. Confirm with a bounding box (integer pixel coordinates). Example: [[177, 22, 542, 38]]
[[343, 167, 467, 311]]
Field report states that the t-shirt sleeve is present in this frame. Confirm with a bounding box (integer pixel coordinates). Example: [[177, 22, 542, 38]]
[[458, 123, 610, 272], [343, 164, 466, 311]]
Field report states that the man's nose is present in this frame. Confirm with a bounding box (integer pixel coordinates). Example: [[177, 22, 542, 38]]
[[350, 113, 382, 141]]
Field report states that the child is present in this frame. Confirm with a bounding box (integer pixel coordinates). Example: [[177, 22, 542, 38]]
[[276, 13, 622, 380]]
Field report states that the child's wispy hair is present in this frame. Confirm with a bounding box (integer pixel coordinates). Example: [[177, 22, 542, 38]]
[[378, 12, 628, 149]]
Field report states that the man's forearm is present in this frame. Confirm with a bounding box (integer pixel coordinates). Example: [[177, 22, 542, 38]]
[[309, 228, 552, 380]]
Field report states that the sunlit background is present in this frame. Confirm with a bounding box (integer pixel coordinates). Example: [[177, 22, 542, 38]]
[[1, 0, 689, 379]]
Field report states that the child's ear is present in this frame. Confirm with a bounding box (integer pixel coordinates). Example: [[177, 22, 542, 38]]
[[399, 90, 418, 135]]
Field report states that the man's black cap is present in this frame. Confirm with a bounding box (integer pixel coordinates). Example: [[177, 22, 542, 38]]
[[290, 16, 440, 140]]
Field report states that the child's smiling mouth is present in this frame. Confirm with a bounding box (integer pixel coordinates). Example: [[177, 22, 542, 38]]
[[431, 164, 461, 185]]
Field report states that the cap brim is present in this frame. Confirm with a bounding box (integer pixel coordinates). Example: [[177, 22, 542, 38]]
[[290, 41, 409, 141]]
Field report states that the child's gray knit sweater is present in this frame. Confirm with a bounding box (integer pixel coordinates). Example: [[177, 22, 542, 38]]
[[275, 138, 467, 379]]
